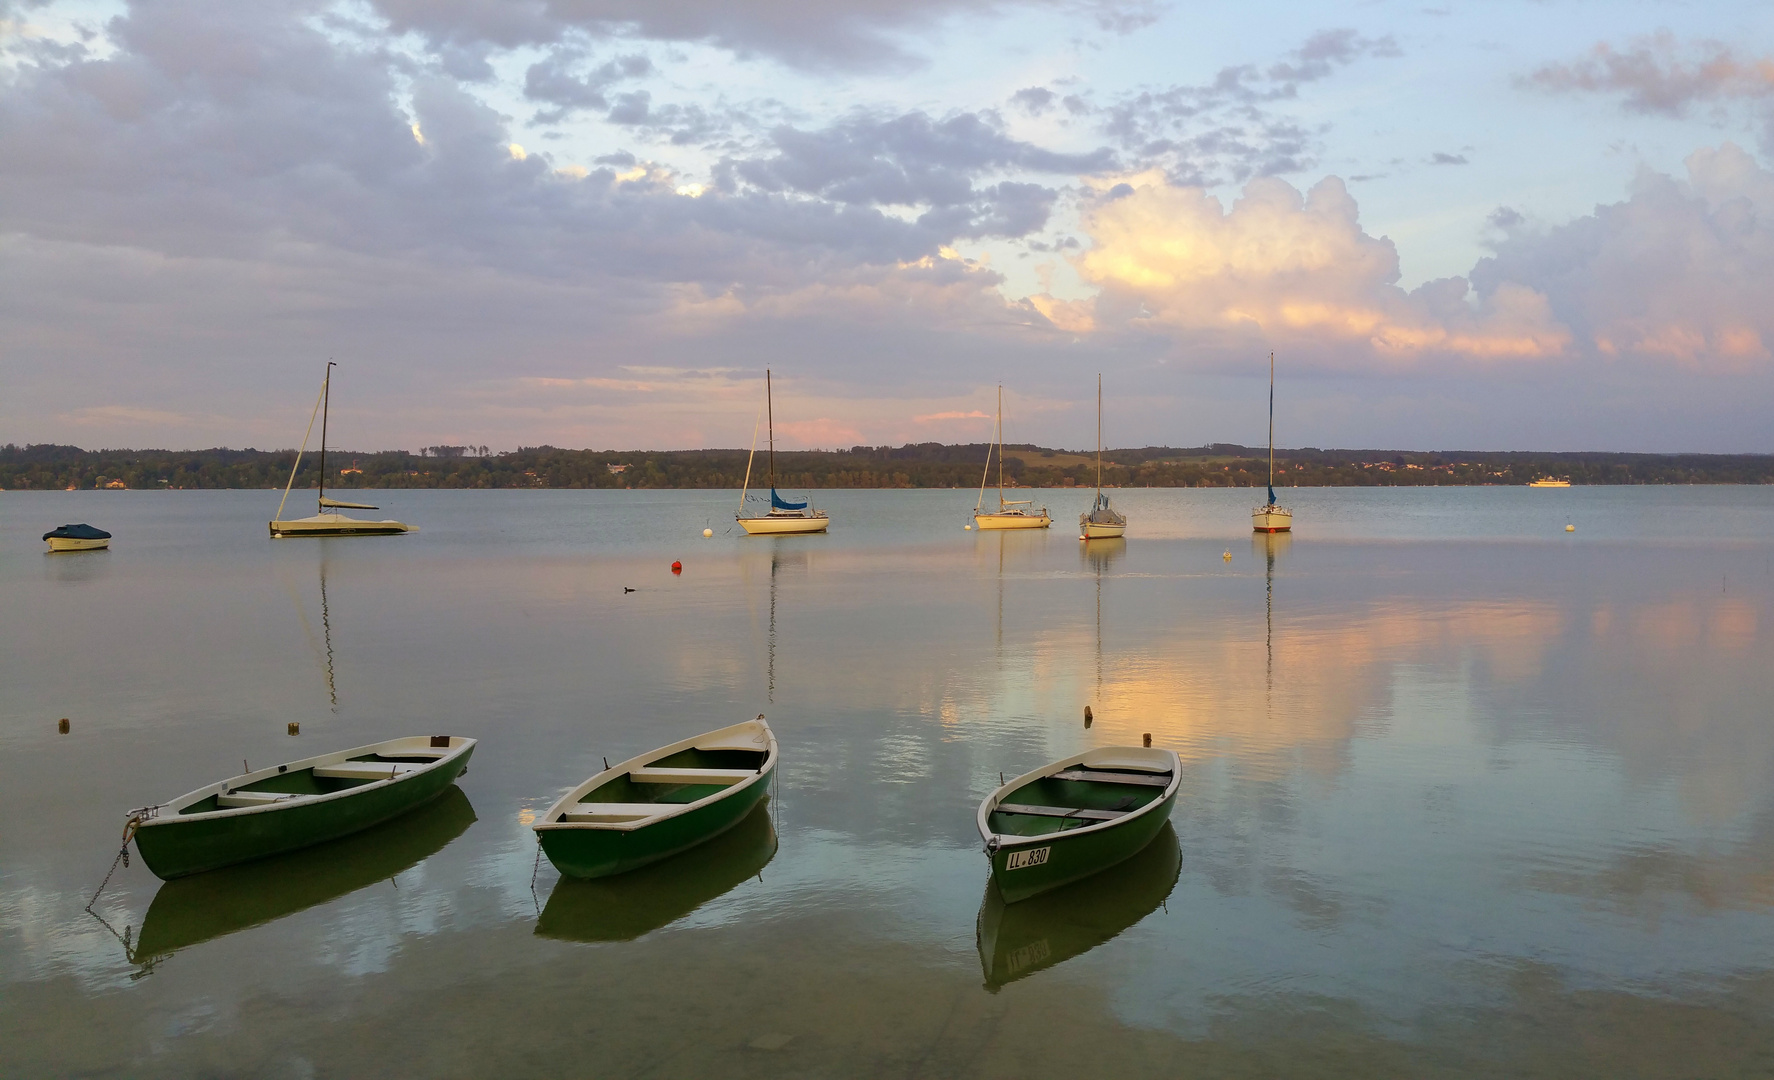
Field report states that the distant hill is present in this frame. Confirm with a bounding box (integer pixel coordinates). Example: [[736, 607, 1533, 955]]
[[4, 442, 1773, 490]]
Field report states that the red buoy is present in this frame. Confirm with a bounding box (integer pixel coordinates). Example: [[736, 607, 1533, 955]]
[[671, 561, 682, 574]]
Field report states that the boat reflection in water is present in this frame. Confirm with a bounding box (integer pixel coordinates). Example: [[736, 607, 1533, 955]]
[[976, 821, 1180, 989], [131, 785, 476, 965], [537, 799, 777, 943]]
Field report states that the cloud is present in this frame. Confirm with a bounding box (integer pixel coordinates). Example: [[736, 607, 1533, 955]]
[[1472, 143, 1774, 369], [1094, 28, 1401, 184], [523, 49, 653, 123], [721, 110, 1115, 239], [365, 0, 1067, 72], [913, 409, 991, 422], [1429, 151, 1468, 166], [1057, 171, 1570, 363], [1525, 32, 1774, 117]]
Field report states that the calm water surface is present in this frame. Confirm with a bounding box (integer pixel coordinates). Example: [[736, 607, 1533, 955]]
[[4, 487, 1774, 1078]]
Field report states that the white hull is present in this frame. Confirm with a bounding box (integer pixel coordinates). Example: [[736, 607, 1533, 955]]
[[271, 513, 413, 537], [46, 537, 109, 552], [738, 513, 828, 535], [976, 512, 1051, 530], [1080, 521, 1126, 539], [1252, 506, 1292, 533]]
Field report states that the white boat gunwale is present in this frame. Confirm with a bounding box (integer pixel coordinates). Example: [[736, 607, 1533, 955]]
[[537, 718, 778, 834], [976, 746, 1182, 854], [134, 736, 475, 827]]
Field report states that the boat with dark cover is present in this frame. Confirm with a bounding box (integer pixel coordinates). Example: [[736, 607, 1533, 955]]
[[43, 523, 111, 552]]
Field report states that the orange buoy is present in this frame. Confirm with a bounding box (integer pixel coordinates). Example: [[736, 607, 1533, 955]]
[[671, 561, 682, 574]]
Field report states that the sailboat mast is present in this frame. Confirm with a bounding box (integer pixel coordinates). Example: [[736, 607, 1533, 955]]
[[1096, 373, 1103, 497], [1267, 351, 1275, 503], [319, 361, 334, 511], [766, 369, 775, 493], [996, 384, 1005, 510]]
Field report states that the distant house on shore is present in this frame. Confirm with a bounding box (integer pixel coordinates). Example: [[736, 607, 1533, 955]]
[[606, 463, 629, 474]]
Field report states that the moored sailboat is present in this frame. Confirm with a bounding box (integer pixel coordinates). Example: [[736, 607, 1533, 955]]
[[737, 370, 828, 535], [974, 385, 1051, 530], [270, 363, 412, 537], [1252, 352, 1293, 533], [1079, 374, 1126, 540]]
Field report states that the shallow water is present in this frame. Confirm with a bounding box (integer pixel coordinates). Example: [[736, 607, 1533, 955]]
[[4, 486, 1774, 1078]]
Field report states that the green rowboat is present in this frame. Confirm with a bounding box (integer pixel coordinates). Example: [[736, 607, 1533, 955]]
[[132, 785, 476, 964], [536, 798, 777, 942], [129, 735, 475, 879], [536, 716, 777, 879], [977, 821, 1180, 987], [977, 744, 1181, 903]]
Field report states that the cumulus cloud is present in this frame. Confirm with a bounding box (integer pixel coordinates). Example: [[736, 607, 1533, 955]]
[[1053, 172, 1569, 363], [1472, 143, 1774, 368]]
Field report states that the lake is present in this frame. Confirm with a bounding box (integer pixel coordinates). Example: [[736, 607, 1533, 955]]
[[4, 486, 1774, 1078]]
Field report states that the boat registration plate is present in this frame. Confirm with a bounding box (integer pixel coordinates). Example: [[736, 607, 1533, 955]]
[[1005, 846, 1050, 871]]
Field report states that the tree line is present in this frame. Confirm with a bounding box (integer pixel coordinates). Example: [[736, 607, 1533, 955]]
[[5, 441, 1774, 491]]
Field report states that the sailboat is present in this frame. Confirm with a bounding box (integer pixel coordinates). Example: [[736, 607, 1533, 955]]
[[1251, 352, 1292, 534], [1079, 374, 1126, 540], [973, 385, 1051, 530], [270, 363, 412, 538], [737, 369, 828, 535]]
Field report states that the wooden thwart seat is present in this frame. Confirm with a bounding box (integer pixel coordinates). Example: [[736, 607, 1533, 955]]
[[628, 767, 755, 786], [560, 802, 670, 822], [995, 802, 1129, 822], [314, 761, 421, 781], [1051, 768, 1172, 788], [217, 790, 300, 808]]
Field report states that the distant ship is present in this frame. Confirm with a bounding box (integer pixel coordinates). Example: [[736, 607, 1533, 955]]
[[1527, 478, 1571, 488]]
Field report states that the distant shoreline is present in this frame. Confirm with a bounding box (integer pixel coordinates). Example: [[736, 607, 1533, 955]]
[[5, 443, 1773, 490]]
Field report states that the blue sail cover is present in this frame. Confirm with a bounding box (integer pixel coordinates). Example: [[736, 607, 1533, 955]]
[[1267, 484, 1277, 506], [770, 489, 808, 511]]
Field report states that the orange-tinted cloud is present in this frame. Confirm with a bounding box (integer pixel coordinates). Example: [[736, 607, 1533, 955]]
[[1051, 172, 1571, 363]]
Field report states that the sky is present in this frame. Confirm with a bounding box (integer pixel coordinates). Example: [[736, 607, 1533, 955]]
[[3, 0, 1774, 454]]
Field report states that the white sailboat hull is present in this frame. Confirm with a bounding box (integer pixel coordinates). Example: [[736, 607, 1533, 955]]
[[975, 512, 1051, 530], [1080, 520, 1126, 539], [737, 512, 829, 535], [1252, 506, 1292, 533], [271, 513, 413, 537]]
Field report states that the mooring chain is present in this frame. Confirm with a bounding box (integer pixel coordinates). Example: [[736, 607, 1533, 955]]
[[85, 809, 155, 913]]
